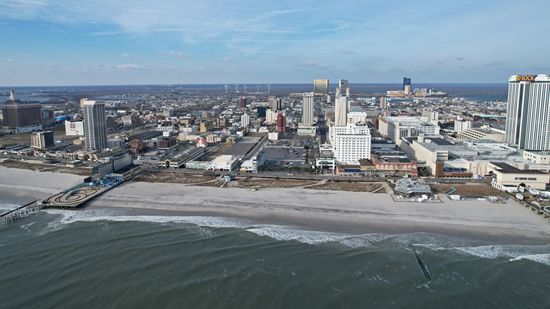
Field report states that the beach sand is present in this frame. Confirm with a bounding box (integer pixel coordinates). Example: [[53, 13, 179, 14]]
[[2, 166, 550, 243]]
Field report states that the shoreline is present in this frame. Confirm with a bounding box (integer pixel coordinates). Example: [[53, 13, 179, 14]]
[[2, 166, 550, 244]]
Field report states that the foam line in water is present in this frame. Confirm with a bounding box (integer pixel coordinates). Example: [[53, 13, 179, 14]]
[[509, 254, 550, 265], [43, 209, 251, 230]]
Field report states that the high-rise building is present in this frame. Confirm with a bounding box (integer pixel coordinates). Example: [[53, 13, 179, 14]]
[[331, 123, 371, 164], [268, 97, 282, 111], [334, 96, 348, 126], [240, 113, 250, 128], [337, 79, 350, 97], [265, 109, 278, 124], [313, 79, 329, 95], [30, 131, 54, 149], [302, 93, 314, 126], [403, 77, 412, 95], [82, 99, 107, 151], [505, 74, 550, 151], [379, 96, 388, 110], [276, 112, 286, 133], [2, 91, 42, 131], [239, 97, 247, 109]]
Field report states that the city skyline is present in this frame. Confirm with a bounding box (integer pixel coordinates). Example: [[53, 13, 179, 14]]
[[1, 0, 549, 86]]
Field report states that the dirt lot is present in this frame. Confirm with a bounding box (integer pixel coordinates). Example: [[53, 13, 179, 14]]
[[133, 171, 216, 184], [306, 181, 386, 193], [195, 176, 317, 189], [0, 159, 91, 175], [431, 183, 506, 197], [0, 127, 70, 146]]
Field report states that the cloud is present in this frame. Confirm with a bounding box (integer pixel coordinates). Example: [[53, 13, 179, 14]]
[[299, 60, 331, 70], [166, 50, 189, 58], [115, 63, 144, 70], [454, 57, 465, 61]]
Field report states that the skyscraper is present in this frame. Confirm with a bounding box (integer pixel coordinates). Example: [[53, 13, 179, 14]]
[[2, 91, 42, 131], [334, 96, 348, 127], [403, 77, 412, 95], [313, 79, 329, 95], [240, 113, 250, 128], [505, 74, 550, 151], [82, 99, 107, 151], [276, 112, 286, 133], [337, 79, 350, 97], [302, 93, 314, 126]]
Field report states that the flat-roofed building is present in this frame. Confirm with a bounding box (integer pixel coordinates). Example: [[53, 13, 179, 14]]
[[331, 123, 371, 164], [488, 162, 550, 191], [458, 127, 505, 142], [378, 116, 440, 144], [523, 151, 550, 165], [65, 120, 85, 136], [30, 131, 54, 149], [2, 92, 42, 132]]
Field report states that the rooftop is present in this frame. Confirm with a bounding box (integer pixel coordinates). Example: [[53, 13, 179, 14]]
[[490, 162, 547, 174]]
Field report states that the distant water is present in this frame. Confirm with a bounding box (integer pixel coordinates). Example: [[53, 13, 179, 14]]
[[0, 83, 507, 103], [1, 203, 549, 309]]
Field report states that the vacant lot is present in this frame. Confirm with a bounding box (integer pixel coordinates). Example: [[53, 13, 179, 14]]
[[0, 159, 90, 175], [133, 171, 216, 184], [431, 183, 506, 197], [306, 181, 386, 193]]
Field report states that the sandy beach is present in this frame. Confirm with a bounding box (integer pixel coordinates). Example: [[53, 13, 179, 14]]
[[2, 166, 550, 242]]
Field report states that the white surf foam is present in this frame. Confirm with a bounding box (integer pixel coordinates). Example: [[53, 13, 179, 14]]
[[0, 202, 19, 212], [509, 254, 550, 266], [42, 209, 251, 231], [417, 244, 550, 266], [246, 226, 394, 248]]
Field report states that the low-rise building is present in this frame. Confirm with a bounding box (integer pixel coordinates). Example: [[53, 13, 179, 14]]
[[65, 120, 84, 136], [209, 155, 240, 171], [488, 162, 550, 192]]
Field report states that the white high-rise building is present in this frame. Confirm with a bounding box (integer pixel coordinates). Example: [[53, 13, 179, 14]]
[[302, 92, 314, 126], [265, 109, 278, 124], [454, 117, 472, 133], [505, 74, 550, 151], [331, 123, 371, 164], [240, 113, 250, 128], [82, 99, 107, 151], [334, 96, 348, 126]]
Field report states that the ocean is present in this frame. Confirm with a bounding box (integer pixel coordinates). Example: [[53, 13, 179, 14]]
[[1, 201, 549, 308], [0, 83, 508, 103]]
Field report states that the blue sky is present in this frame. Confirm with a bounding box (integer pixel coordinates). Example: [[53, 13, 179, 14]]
[[0, 0, 549, 86]]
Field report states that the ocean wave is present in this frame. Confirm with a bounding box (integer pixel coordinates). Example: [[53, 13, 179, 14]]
[[416, 244, 550, 266], [39, 209, 550, 266], [42, 209, 251, 231], [245, 226, 382, 248], [509, 254, 550, 265], [0, 202, 19, 212]]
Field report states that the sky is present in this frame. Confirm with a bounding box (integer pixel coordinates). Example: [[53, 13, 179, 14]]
[[0, 0, 549, 86]]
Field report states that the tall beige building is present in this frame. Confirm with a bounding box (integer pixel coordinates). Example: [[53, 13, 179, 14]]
[[313, 79, 329, 95], [334, 96, 348, 127], [302, 93, 314, 126]]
